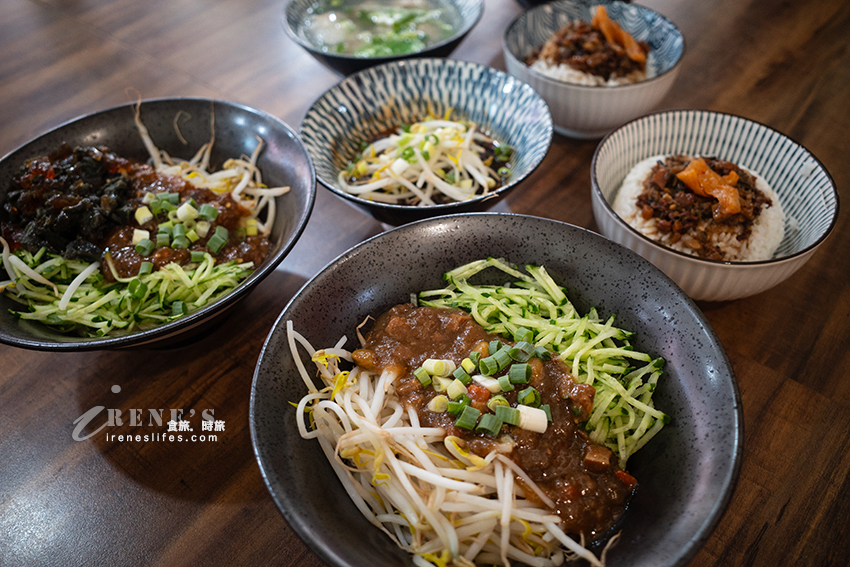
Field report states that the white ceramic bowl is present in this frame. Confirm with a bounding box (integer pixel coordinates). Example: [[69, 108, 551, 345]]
[[503, 0, 684, 139], [591, 109, 840, 302]]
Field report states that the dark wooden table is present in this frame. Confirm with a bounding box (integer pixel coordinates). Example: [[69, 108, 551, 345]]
[[1, 0, 848, 565]]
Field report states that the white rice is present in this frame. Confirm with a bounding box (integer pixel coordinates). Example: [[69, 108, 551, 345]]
[[612, 155, 786, 262], [530, 53, 654, 86]]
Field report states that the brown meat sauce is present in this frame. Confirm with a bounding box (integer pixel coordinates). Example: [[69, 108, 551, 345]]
[[526, 20, 648, 80], [1, 145, 271, 279], [636, 155, 773, 260], [351, 303, 634, 540]]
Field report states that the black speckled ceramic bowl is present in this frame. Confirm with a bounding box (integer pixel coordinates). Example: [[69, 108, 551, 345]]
[[0, 98, 316, 351], [283, 0, 484, 76], [251, 212, 741, 567]]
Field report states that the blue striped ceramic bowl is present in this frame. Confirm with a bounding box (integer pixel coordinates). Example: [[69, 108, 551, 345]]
[[284, 0, 484, 76], [300, 58, 553, 226], [591, 110, 840, 301], [504, 1, 684, 139]]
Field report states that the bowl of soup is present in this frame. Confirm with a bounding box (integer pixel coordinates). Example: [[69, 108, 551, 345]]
[[284, 0, 484, 75]]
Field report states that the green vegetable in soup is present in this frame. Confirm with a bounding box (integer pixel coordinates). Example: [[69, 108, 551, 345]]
[[304, 0, 460, 58]]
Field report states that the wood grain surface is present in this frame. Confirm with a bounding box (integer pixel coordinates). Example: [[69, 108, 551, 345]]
[[1, 0, 848, 566]]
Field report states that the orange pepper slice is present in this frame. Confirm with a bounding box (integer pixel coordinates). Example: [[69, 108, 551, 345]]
[[591, 6, 647, 64], [676, 158, 742, 219]]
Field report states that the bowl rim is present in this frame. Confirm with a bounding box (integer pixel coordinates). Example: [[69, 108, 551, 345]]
[[502, 0, 686, 92], [300, 57, 553, 215], [0, 96, 316, 351], [590, 107, 841, 268], [249, 211, 743, 567], [282, 0, 485, 62]]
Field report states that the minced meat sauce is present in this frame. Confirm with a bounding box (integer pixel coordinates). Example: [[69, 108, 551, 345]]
[[637, 155, 773, 260], [351, 303, 635, 540], [526, 20, 648, 80], [1, 144, 270, 279]]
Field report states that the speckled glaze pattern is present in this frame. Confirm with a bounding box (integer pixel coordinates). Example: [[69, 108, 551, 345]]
[[591, 109, 840, 301], [300, 57, 553, 226], [503, 0, 684, 139], [0, 98, 316, 351], [283, 0, 484, 76], [250, 212, 742, 567]]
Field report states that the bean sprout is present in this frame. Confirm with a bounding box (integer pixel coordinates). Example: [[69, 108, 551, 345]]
[[339, 112, 514, 206], [287, 321, 607, 567]]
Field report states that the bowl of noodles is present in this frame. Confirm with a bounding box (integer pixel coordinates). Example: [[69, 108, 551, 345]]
[[251, 212, 741, 567], [0, 97, 316, 351], [300, 57, 553, 226], [284, 0, 485, 76]]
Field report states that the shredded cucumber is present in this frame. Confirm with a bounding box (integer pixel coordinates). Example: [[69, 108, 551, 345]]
[[418, 257, 669, 467], [1, 246, 252, 337]]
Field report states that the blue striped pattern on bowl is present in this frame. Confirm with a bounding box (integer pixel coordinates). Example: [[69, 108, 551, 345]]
[[591, 109, 839, 300], [300, 58, 553, 223], [594, 110, 838, 260]]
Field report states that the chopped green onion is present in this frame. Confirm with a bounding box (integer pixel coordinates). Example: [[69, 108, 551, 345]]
[[475, 413, 503, 437], [186, 228, 200, 243], [195, 220, 211, 238], [414, 367, 432, 387], [487, 395, 510, 412], [508, 343, 532, 362], [198, 203, 219, 221], [454, 405, 480, 430], [534, 346, 552, 361], [422, 358, 456, 377], [446, 379, 468, 401], [493, 349, 511, 371], [497, 374, 514, 392], [461, 357, 477, 374], [479, 356, 498, 376], [128, 278, 147, 299], [540, 404, 553, 422], [190, 251, 206, 263], [158, 222, 173, 235], [513, 327, 533, 343], [135, 206, 153, 225], [517, 386, 541, 407], [516, 404, 548, 433], [138, 261, 153, 276], [207, 234, 226, 254], [135, 238, 154, 257], [431, 376, 453, 393], [171, 235, 190, 249], [494, 405, 521, 426], [177, 202, 198, 222], [509, 363, 531, 384], [469, 351, 481, 366], [447, 394, 470, 416], [427, 395, 448, 412], [472, 374, 502, 393], [488, 340, 502, 356], [452, 367, 471, 385], [172, 223, 186, 238], [156, 232, 170, 247]]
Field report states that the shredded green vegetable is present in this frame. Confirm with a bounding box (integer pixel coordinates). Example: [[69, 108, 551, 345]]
[[1, 246, 252, 337], [418, 257, 669, 467]]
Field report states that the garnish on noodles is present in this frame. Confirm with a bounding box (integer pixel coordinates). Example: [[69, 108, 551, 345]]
[[289, 258, 667, 566], [339, 109, 514, 206]]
